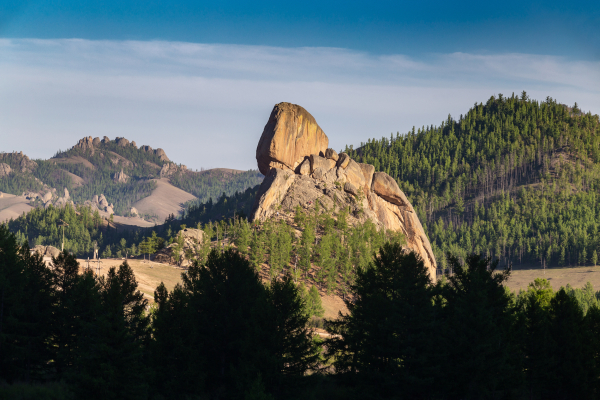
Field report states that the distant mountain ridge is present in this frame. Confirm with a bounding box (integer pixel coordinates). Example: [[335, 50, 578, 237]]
[[0, 136, 263, 224]]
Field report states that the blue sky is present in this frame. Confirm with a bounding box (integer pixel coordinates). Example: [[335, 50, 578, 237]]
[[0, 1, 599, 169]]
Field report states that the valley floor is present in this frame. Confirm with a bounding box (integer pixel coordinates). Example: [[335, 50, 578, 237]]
[[505, 264, 600, 293], [72, 257, 600, 318]]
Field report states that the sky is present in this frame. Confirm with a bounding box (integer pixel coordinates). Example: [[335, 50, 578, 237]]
[[0, 1, 599, 170]]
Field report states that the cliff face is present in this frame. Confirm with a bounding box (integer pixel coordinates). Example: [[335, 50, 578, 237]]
[[251, 103, 437, 280]]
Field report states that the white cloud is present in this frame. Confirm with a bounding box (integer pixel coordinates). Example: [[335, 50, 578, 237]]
[[0, 39, 598, 170]]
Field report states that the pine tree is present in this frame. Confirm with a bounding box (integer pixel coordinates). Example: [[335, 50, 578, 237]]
[[326, 244, 439, 398], [235, 218, 251, 255]]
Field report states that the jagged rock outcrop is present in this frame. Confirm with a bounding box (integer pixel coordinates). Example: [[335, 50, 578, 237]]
[[0, 163, 11, 177], [256, 102, 329, 175], [74, 136, 96, 155], [113, 169, 129, 183], [154, 228, 205, 267], [251, 103, 437, 279], [115, 137, 130, 147], [0, 152, 37, 173], [32, 245, 61, 258], [141, 145, 170, 162], [160, 163, 179, 178]]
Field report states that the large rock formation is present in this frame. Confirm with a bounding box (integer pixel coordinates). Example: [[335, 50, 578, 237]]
[[251, 103, 437, 279], [256, 102, 329, 175], [0, 163, 11, 177], [114, 169, 129, 183], [0, 152, 37, 173]]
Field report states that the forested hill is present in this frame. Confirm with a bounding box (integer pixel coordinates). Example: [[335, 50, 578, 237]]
[[0, 136, 263, 218], [345, 93, 600, 269]]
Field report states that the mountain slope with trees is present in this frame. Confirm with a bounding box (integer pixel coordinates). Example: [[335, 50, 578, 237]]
[[0, 136, 263, 220], [345, 93, 600, 269]]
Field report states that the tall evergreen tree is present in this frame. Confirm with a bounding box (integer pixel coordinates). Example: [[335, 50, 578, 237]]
[[326, 244, 439, 398]]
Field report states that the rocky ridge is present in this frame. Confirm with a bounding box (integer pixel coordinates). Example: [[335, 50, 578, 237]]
[[73, 136, 169, 161], [251, 102, 437, 279]]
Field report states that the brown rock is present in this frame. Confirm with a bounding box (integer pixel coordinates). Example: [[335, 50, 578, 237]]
[[250, 168, 296, 221], [372, 172, 410, 207], [256, 103, 329, 175], [325, 148, 339, 161], [113, 169, 130, 183], [309, 154, 330, 174], [74, 136, 95, 155], [337, 153, 350, 169], [359, 163, 375, 190], [101, 136, 110, 144], [344, 160, 365, 189], [115, 137, 130, 147], [344, 182, 358, 196], [0, 163, 11, 177], [93, 137, 101, 146], [298, 159, 311, 176], [155, 148, 170, 162], [45, 246, 61, 258]]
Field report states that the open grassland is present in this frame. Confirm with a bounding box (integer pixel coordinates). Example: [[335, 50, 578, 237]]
[[77, 258, 184, 301], [505, 265, 600, 293], [76, 257, 600, 314]]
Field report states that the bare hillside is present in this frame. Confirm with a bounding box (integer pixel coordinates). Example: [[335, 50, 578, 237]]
[[133, 178, 197, 223]]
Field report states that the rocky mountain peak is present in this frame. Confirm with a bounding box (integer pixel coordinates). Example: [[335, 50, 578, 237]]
[[251, 103, 437, 279]]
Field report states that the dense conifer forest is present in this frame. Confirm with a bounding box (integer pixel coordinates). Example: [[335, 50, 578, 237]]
[[345, 93, 600, 269], [5, 224, 600, 399]]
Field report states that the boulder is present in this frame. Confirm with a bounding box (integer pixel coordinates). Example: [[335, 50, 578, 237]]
[[359, 163, 375, 191], [46, 246, 61, 258], [63, 188, 70, 199], [310, 154, 333, 176], [99, 194, 108, 208], [155, 148, 169, 162], [101, 136, 110, 144], [93, 137, 101, 146], [0, 163, 11, 177], [131, 141, 137, 148], [372, 172, 410, 207], [130, 207, 139, 216], [113, 169, 129, 183], [256, 102, 328, 175], [325, 148, 339, 161], [250, 168, 296, 221], [337, 153, 350, 169], [344, 182, 358, 196], [42, 191, 53, 202], [92, 195, 99, 204], [344, 159, 365, 189], [298, 159, 311, 176], [106, 206, 114, 215], [115, 137, 130, 147]]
